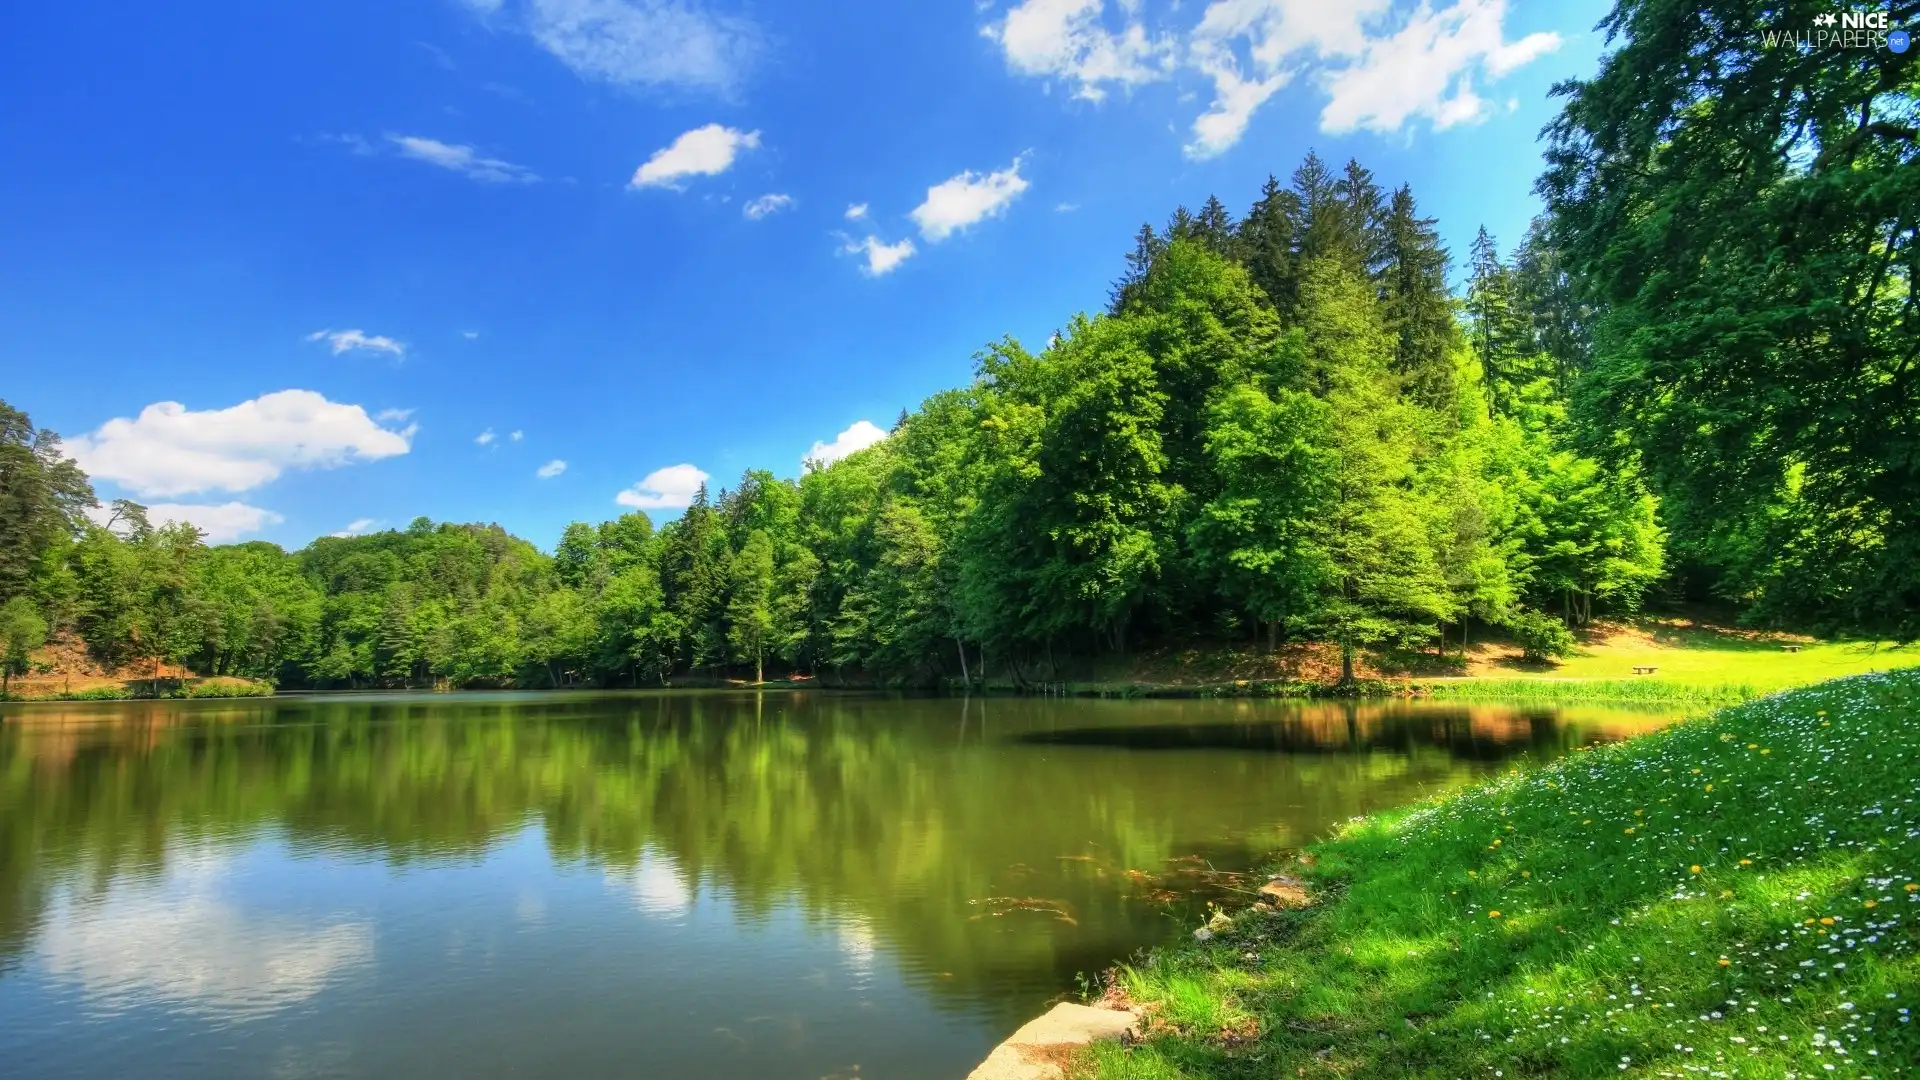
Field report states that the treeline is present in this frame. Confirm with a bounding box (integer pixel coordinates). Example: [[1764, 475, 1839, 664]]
[[1, 150, 1675, 689]]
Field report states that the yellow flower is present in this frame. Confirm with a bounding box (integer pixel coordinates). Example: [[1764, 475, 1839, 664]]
[[1634, 809, 1644, 816], [1625, 827, 1636, 834], [1522, 870, 1531, 878], [1488, 910, 1502, 918], [1805, 919, 1816, 926], [1864, 900, 1877, 909], [1718, 958, 1731, 966], [1761, 749, 1771, 754], [1907, 883, 1919, 892], [1739, 859, 1752, 866], [1690, 865, 1702, 874], [1704, 784, 1714, 792], [1747, 743, 1758, 750], [1820, 917, 1835, 926]]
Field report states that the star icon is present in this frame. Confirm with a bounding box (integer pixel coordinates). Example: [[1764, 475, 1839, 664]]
[[1814, 12, 1837, 26]]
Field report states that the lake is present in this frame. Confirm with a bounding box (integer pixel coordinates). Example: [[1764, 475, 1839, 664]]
[[0, 691, 1682, 1079]]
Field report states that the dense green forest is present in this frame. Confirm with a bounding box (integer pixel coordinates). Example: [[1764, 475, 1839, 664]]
[[2, 5, 1913, 689]]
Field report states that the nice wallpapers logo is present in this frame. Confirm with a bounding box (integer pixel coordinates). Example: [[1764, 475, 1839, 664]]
[[1761, 8, 1908, 50]]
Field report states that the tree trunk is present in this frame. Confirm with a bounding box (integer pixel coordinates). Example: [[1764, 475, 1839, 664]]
[[1267, 619, 1278, 653], [755, 650, 763, 684], [956, 638, 970, 689], [1340, 643, 1355, 685]]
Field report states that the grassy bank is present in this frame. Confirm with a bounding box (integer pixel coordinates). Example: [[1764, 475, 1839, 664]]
[[962, 676, 1761, 705], [1, 677, 274, 702], [1078, 671, 1920, 1078]]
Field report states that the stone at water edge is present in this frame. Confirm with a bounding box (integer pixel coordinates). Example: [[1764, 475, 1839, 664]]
[[966, 1003, 1139, 1080], [1207, 910, 1235, 932], [1258, 874, 1311, 909], [1193, 926, 1214, 941]]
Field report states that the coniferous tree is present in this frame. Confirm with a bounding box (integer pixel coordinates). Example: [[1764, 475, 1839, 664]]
[[1378, 185, 1456, 410], [1236, 174, 1301, 316]]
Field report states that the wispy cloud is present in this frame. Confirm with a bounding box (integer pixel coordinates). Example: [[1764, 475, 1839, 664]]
[[983, 0, 1562, 157], [385, 134, 539, 183], [743, 193, 793, 219], [844, 202, 869, 221], [537, 459, 568, 479], [331, 517, 381, 538], [307, 329, 405, 358], [476, 428, 497, 446], [503, 0, 763, 96]]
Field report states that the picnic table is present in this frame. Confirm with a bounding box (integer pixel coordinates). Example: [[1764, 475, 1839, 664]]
[[1632, 665, 1658, 675], [1781, 644, 1802, 653]]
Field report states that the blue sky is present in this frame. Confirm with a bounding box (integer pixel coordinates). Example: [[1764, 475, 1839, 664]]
[[0, 0, 1611, 549]]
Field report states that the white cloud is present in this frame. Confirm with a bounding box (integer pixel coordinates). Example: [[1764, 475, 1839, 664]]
[[844, 202, 869, 221], [982, 0, 1175, 101], [385, 134, 538, 182], [67, 390, 415, 498], [141, 503, 284, 544], [840, 235, 916, 276], [510, 429, 524, 441], [1318, 0, 1559, 134], [332, 517, 380, 538], [476, 428, 497, 446], [376, 407, 415, 423], [743, 192, 793, 219], [514, 0, 761, 95], [910, 156, 1030, 242], [537, 459, 568, 479], [307, 328, 405, 358], [629, 123, 759, 188], [1055, 201, 1079, 212], [462, 330, 480, 340], [985, 0, 1561, 154], [615, 463, 709, 510], [804, 419, 888, 467]]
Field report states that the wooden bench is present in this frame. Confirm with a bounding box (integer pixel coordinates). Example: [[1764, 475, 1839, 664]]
[[1632, 665, 1658, 675], [1781, 644, 1802, 653]]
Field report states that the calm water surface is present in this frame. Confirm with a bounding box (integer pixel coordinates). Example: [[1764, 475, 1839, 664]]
[[0, 691, 1683, 1079]]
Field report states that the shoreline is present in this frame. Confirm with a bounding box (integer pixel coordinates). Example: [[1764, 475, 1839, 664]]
[[3, 674, 1763, 706]]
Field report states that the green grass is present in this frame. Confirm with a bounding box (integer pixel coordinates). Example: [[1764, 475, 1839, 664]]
[[1078, 671, 1920, 1079], [1504, 631, 1920, 692], [1, 679, 274, 702], [1416, 678, 1760, 707]]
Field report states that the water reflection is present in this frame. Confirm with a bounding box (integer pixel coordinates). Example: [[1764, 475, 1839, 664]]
[[0, 691, 1681, 1079]]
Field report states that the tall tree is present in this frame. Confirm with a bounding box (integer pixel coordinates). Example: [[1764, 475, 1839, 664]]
[[0, 401, 96, 603], [0, 595, 46, 696], [1236, 174, 1302, 316], [725, 530, 775, 682], [1540, 0, 1920, 635], [1378, 185, 1457, 409]]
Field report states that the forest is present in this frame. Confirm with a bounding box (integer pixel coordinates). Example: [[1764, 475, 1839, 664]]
[[1, 13, 1914, 690]]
